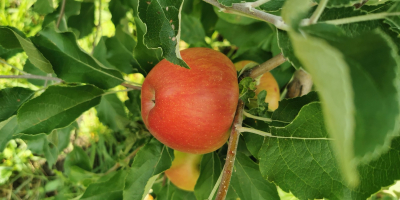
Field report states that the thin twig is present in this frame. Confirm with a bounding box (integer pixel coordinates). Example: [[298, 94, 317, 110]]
[[91, 0, 102, 55], [103, 88, 134, 96], [247, 53, 286, 79], [324, 12, 400, 25], [56, 0, 67, 28], [105, 145, 142, 175], [238, 127, 334, 140], [309, 0, 328, 24], [121, 82, 142, 90], [203, 0, 288, 30], [0, 59, 28, 75], [215, 100, 244, 200], [0, 75, 62, 82], [243, 110, 272, 122]]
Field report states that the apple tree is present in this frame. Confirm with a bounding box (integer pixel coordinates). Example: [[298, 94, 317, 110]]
[[1, 0, 400, 199]]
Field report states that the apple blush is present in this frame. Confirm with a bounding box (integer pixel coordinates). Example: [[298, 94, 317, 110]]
[[141, 48, 239, 154]]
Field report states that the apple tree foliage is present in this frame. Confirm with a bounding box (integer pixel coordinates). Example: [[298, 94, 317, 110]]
[[1, 0, 400, 199]]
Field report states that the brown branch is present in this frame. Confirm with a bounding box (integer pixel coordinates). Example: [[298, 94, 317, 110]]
[[121, 82, 142, 90], [105, 145, 142, 174], [215, 100, 244, 200], [215, 54, 286, 200], [285, 69, 313, 98], [203, 0, 288, 30], [243, 53, 286, 79], [0, 75, 62, 82], [56, 0, 67, 28]]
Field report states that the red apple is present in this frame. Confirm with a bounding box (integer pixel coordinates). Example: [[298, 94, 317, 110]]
[[234, 60, 280, 111], [165, 150, 202, 191], [141, 48, 239, 154]]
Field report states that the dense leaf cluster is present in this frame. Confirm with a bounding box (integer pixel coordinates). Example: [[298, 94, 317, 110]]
[[1, 0, 400, 199]]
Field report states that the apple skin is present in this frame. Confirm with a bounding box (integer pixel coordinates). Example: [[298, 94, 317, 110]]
[[165, 150, 202, 191], [141, 48, 239, 154], [234, 60, 280, 111]]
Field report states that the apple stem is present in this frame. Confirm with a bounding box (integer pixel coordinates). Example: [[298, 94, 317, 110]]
[[285, 69, 313, 98], [243, 110, 272, 122], [215, 100, 244, 200], [247, 53, 286, 79], [105, 145, 143, 175], [238, 127, 334, 140], [203, 0, 289, 30]]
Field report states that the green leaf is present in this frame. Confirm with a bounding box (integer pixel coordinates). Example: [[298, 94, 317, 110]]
[[109, 0, 129, 26], [0, 45, 22, 60], [259, 102, 400, 200], [215, 19, 274, 50], [48, 122, 78, 152], [385, 2, 400, 34], [213, 6, 258, 25], [64, 145, 92, 176], [288, 31, 356, 185], [123, 138, 174, 200], [316, 0, 364, 7], [239, 77, 257, 103], [80, 170, 127, 200], [138, 0, 189, 68], [17, 85, 103, 135], [125, 90, 142, 119], [181, 14, 207, 45], [133, 17, 162, 75], [0, 87, 34, 122], [281, 0, 311, 29], [194, 152, 222, 200], [115, 25, 137, 52], [277, 30, 302, 69], [156, 182, 196, 200], [248, 90, 271, 118], [97, 93, 129, 132], [102, 35, 139, 74], [260, 0, 286, 12], [31, 24, 124, 89], [67, 2, 95, 39], [25, 133, 58, 167], [0, 26, 53, 73], [0, 116, 18, 152], [33, 0, 55, 15], [291, 27, 400, 185], [23, 59, 57, 86], [42, 0, 81, 31], [271, 91, 319, 126], [229, 152, 279, 200]]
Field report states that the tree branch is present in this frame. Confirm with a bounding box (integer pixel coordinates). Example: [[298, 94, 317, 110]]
[[121, 82, 142, 90], [56, 0, 67, 28], [214, 53, 287, 200], [0, 75, 62, 82], [215, 100, 244, 200], [286, 69, 313, 98], [105, 145, 142, 175], [247, 53, 286, 79], [203, 0, 288, 30]]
